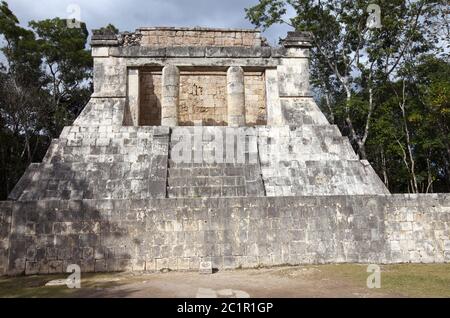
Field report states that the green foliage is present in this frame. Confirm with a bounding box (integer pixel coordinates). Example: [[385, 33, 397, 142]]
[[0, 1, 42, 85], [247, 0, 450, 193], [0, 3, 94, 199], [97, 23, 119, 35], [29, 18, 93, 134]]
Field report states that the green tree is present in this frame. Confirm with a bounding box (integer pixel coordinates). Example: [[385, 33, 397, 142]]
[[246, 0, 444, 160], [97, 23, 119, 35], [246, 0, 449, 193], [29, 18, 92, 134], [0, 2, 93, 199]]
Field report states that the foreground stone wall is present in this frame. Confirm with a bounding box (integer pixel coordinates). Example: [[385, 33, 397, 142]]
[[385, 195, 450, 263], [0, 202, 11, 275], [2, 195, 449, 275]]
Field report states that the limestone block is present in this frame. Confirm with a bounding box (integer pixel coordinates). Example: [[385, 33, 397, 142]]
[[265, 69, 283, 126], [127, 69, 140, 126], [278, 58, 310, 97], [93, 57, 127, 98], [92, 47, 109, 58], [3, 194, 450, 276], [227, 66, 246, 127], [161, 65, 180, 127], [279, 98, 329, 126], [138, 28, 262, 48]]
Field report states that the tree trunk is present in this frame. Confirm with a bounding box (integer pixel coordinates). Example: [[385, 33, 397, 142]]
[[343, 85, 367, 159], [381, 148, 389, 188], [426, 157, 434, 193], [324, 91, 335, 124], [398, 81, 418, 193]]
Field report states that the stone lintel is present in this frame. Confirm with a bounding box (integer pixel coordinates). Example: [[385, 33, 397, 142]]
[[137, 26, 261, 33], [125, 58, 280, 69], [110, 46, 276, 58], [91, 39, 119, 47]]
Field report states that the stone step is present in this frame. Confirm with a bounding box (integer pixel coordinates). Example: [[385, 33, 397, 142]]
[[50, 142, 155, 163], [168, 185, 247, 198], [262, 159, 389, 196], [60, 125, 167, 137], [167, 128, 264, 198], [166, 162, 265, 198], [168, 176, 246, 187], [168, 164, 257, 176], [257, 125, 358, 161], [259, 139, 357, 162], [42, 126, 169, 164], [16, 162, 166, 200]]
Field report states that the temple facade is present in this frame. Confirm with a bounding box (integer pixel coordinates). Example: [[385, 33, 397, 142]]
[[0, 27, 448, 276], [8, 27, 389, 201]]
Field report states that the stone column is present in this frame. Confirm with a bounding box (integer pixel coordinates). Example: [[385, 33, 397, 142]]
[[161, 64, 180, 127], [127, 68, 140, 126], [227, 66, 246, 127]]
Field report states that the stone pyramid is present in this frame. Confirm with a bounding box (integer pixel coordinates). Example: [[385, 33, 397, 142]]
[[9, 28, 389, 201], [2, 27, 447, 277]]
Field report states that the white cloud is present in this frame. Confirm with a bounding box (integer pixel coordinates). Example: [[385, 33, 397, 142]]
[[6, 0, 292, 43]]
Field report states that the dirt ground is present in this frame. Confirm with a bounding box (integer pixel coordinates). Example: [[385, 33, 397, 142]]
[[78, 267, 397, 298], [1, 264, 449, 298]]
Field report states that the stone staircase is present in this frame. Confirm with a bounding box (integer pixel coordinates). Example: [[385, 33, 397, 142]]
[[167, 127, 265, 198]]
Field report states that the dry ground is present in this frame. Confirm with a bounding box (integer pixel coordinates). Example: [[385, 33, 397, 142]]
[[1, 264, 449, 298]]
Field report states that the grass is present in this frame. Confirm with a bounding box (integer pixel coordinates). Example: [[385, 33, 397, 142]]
[[0, 272, 145, 298], [380, 264, 450, 297], [0, 274, 73, 298], [307, 263, 450, 297]]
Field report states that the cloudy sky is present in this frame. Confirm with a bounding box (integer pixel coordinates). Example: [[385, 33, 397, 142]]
[[7, 0, 293, 46]]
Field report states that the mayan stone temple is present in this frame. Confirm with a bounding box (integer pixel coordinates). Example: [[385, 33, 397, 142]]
[[0, 27, 449, 275]]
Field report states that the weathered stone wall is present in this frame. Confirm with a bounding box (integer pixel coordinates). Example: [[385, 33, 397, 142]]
[[385, 195, 450, 263], [0, 202, 11, 275], [257, 125, 389, 196], [74, 98, 126, 127], [138, 27, 262, 48], [91, 29, 315, 129], [9, 122, 387, 201], [2, 195, 449, 275], [178, 71, 228, 126], [9, 126, 170, 201], [7, 29, 448, 277], [138, 69, 267, 127], [139, 70, 162, 126], [93, 57, 127, 98], [245, 71, 267, 125]]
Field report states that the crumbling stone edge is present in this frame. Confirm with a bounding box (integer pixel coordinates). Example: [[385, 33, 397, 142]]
[[0, 194, 449, 276]]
